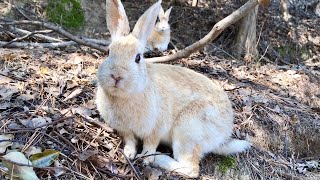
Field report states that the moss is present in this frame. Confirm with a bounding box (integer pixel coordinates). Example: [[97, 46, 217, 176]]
[[46, 0, 85, 30], [275, 45, 312, 61], [217, 156, 237, 174]]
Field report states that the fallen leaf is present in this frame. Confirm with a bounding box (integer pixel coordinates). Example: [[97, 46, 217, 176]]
[[17, 91, 36, 101], [0, 75, 12, 84], [78, 150, 98, 161], [71, 137, 79, 144], [89, 155, 109, 168], [66, 80, 79, 90], [144, 166, 163, 180], [0, 86, 18, 100], [30, 149, 60, 168], [0, 134, 14, 153], [0, 102, 11, 110], [72, 106, 94, 117], [25, 146, 42, 157], [2, 152, 39, 180], [63, 88, 82, 101], [39, 66, 49, 75], [89, 155, 118, 174], [8, 122, 23, 129], [19, 117, 52, 128], [53, 160, 65, 177], [59, 128, 68, 135]]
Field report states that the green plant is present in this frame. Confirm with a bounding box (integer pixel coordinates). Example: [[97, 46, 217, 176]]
[[46, 0, 85, 30], [217, 156, 237, 174]]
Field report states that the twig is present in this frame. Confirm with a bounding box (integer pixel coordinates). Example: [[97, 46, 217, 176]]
[[1, 29, 53, 47], [8, 116, 74, 130], [119, 150, 142, 180], [80, 114, 113, 133], [0, 40, 79, 49], [97, 167, 133, 179], [9, 26, 63, 42], [133, 152, 171, 162], [9, 26, 111, 45], [146, 0, 261, 63], [0, 18, 108, 52], [1, 130, 71, 151], [51, 130, 77, 151]]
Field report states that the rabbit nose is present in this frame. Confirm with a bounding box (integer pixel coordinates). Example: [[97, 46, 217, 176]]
[[111, 74, 123, 86]]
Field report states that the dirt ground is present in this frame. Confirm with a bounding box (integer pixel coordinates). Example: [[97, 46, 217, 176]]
[[0, 0, 319, 179]]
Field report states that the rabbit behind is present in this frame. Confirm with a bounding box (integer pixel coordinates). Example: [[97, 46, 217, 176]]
[[145, 6, 172, 52], [98, 0, 251, 178]]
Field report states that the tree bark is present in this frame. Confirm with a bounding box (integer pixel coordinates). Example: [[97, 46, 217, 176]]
[[233, 2, 259, 62]]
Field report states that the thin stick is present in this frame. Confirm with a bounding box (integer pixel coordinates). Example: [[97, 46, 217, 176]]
[[8, 116, 74, 130], [0, 18, 108, 52], [9, 26, 63, 42], [119, 150, 142, 180], [1, 29, 53, 47], [0, 40, 79, 49], [80, 114, 113, 133], [1, 130, 69, 150], [51, 130, 77, 151]]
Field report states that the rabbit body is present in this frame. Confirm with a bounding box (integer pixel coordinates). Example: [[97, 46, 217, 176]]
[[99, 0, 250, 177], [145, 6, 172, 52], [146, 30, 170, 52]]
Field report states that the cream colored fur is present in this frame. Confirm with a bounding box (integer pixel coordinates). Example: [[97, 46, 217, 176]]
[[145, 6, 172, 52], [98, 0, 251, 178]]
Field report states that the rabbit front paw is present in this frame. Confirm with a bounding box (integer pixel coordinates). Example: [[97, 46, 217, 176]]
[[137, 150, 156, 165], [124, 144, 137, 159]]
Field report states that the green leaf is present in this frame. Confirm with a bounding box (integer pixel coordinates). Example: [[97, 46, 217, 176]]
[[30, 149, 60, 168], [2, 152, 39, 180]]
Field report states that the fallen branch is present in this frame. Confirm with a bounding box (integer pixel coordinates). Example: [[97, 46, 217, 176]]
[[9, 26, 111, 45], [10, 26, 63, 42], [0, 40, 79, 49], [0, 18, 109, 52], [1, 29, 53, 48], [146, 0, 261, 63], [8, 116, 74, 130]]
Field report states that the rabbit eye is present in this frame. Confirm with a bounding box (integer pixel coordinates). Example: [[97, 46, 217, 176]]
[[135, 54, 141, 63]]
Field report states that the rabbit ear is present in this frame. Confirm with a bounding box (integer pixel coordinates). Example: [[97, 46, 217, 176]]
[[106, 0, 130, 41], [159, 6, 165, 18], [165, 6, 172, 19], [132, 0, 162, 45]]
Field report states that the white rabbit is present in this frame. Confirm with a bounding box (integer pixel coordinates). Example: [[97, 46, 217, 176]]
[[145, 6, 172, 52], [97, 0, 251, 178]]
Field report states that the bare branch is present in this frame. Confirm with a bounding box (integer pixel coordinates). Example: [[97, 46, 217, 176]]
[[1, 29, 53, 48], [146, 0, 260, 63], [10, 26, 63, 42], [0, 40, 79, 48], [9, 26, 110, 46], [0, 18, 109, 52]]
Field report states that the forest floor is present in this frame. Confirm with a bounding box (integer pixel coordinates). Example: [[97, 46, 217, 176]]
[[0, 0, 319, 179]]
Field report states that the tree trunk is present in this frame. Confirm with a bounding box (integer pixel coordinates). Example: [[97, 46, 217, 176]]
[[233, 4, 259, 62]]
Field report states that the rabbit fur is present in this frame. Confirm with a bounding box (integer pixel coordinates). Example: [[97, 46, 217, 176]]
[[98, 0, 251, 178], [145, 6, 172, 52]]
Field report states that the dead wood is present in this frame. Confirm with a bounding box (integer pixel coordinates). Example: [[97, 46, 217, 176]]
[[0, 18, 109, 52], [0, 40, 80, 49]]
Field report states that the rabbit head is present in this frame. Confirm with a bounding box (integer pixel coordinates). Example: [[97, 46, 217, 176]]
[[155, 6, 172, 32], [98, 0, 161, 97]]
